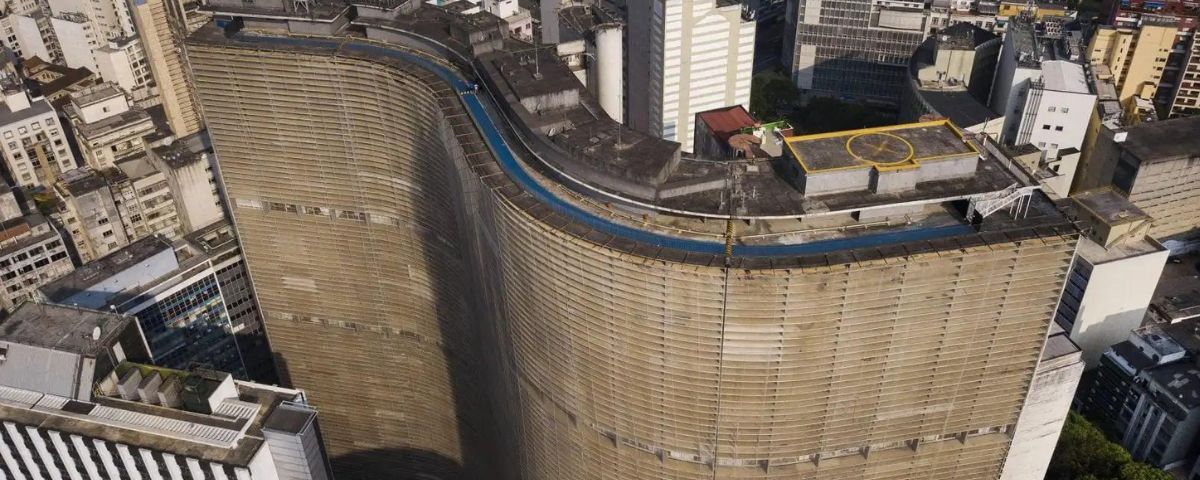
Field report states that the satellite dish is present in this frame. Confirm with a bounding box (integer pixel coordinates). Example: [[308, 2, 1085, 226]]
[[92, 326, 101, 340]]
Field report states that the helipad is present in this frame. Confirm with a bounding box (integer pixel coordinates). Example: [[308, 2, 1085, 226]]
[[783, 120, 982, 196]]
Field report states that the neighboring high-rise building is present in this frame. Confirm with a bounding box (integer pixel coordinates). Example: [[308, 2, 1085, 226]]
[[0, 302, 331, 480], [1073, 115, 1200, 247], [783, 0, 933, 106], [130, 0, 204, 137], [45, 0, 135, 40], [184, 219, 275, 384], [188, 6, 1079, 480], [626, 0, 754, 151], [39, 235, 252, 377], [63, 82, 157, 170], [1053, 188, 1168, 367], [47, 12, 99, 72], [111, 154, 185, 240], [1088, 22, 1178, 110], [1100, 0, 1199, 115]]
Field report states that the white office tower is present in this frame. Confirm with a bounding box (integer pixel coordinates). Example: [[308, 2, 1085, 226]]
[[0, 302, 333, 480], [627, 0, 755, 152]]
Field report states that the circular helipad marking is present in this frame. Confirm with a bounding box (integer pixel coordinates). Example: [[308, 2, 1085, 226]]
[[845, 132, 915, 165]]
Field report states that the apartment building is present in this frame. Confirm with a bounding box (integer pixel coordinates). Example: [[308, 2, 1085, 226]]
[[0, 302, 330, 480], [1088, 22, 1178, 109], [55, 170, 127, 262], [189, 6, 1078, 479], [0, 77, 76, 187], [147, 131, 223, 232], [93, 36, 155, 101], [1169, 33, 1200, 116], [626, 0, 755, 151], [0, 185, 74, 311], [112, 154, 183, 240], [1078, 321, 1200, 470], [63, 82, 156, 170]]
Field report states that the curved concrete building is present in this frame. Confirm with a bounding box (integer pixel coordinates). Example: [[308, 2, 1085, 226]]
[[187, 4, 1078, 480]]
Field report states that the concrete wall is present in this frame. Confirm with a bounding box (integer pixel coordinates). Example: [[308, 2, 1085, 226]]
[[1068, 238, 1168, 367], [1000, 342, 1084, 480]]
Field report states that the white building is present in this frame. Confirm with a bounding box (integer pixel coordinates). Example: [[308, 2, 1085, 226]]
[[627, 0, 755, 151], [0, 14, 52, 61], [113, 154, 183, 240], [0, 72, 77, 188], [148, 132, 224, 233], [64, 82, 157, 170], [46, 0, 135, 41], [0, 302, 332, 480], [1056, 188, 1169, 367], [1013, 60, 1095, 155], [48, 13, 99, 72], [94, 36, 155, 101]]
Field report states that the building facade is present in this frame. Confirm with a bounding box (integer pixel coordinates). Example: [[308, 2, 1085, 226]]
[[626, 0, 755, 151], [784, 0, 932, 105], [130, 0, 204, 137], [188, 7, 1078, 480], [53, 167, 131, 262], [0, 186, 74, 311], [0, 78, 76, 188]]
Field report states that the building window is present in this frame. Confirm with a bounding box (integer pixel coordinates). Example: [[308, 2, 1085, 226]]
[[1043, 125, 1051, 130], [1062, 107, 1070, 113], [1048, 106, 1056, 112], [1055, 126, 1064, 131]]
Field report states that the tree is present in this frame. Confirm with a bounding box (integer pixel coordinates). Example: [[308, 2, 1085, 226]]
[[749, 71, 800, 122], [1046, 412, 1170, 480], [1118, 463, 1174, 480]]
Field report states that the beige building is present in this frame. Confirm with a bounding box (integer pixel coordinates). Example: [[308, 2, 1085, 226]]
[[131, 0, 203, 137], [188, 7, 1079, 480], [0, 69, 77, 188], [1074, 115, 1200, 245], [53, 167, 130, 262], [112, 154, 183, 240], [0, 184, 74, 311], [1087, 22, 1176, 109], [63, 82, 156, 170], [148, 132, 223, 232], [1169, 34, 1200, 117]]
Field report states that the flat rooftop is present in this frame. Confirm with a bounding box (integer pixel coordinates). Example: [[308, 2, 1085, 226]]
[[785, 121, 976, 173], [1041, 60, 1089, 93], [0, 361, 308, 467], [0, 303, 132, 356], [1073, 187, 1150, 227], [1121, 116, 1200, 163], [39, 235, 174, 303]]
